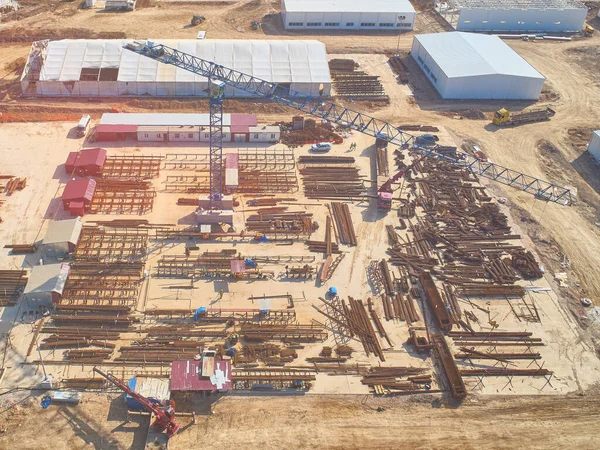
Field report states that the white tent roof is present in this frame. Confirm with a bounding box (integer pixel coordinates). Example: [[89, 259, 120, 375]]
[[283, 0, 415, 13], [414, 32, 545, 80], [39, 39, 331, 84], [42, 218, 83, 246], [447, 0, 585, 10], [24, 264, 70, 296]]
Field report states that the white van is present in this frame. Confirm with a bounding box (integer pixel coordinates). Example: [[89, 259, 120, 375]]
[[76, 114, 91, 138]]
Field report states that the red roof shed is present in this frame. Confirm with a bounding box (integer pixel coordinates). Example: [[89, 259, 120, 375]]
[[62, 178, 96, 216], [170, 360, 232, 391], [96, 124, 138, 142], [65, 148, 107, 176], [230, 114, 257, 134]]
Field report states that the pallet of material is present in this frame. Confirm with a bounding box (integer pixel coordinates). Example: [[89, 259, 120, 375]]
[[4, 177, 26, 194], [4, 244, 37, 254], [331, 202, 357, 246], [0, 270, 28, 306], [388, 56, 409, 83], [432, 334, 467, 400]]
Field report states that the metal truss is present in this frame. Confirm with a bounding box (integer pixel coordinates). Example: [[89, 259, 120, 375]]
[[124, 42, 573, 205], [209, 80, 224, 210]]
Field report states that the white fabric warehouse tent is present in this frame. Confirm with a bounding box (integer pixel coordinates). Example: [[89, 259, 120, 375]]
[[410, 32, 545, 100], [436, 0, 587, 33], [22, 39, 332, 97]]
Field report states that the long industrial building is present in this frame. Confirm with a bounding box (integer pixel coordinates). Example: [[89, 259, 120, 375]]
[[411, 32, 545, 100], [95, 113, 280, 143], [20, 39, 332, 97], [281, 0, 416, 30], [436, 0, 588, 33]]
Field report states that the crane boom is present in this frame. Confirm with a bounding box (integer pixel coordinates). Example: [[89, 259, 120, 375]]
[[124, 41, 573, 206], [93, 367, 180, 438]]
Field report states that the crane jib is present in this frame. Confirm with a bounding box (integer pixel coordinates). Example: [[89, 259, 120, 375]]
[[124, 41, 573, 206]]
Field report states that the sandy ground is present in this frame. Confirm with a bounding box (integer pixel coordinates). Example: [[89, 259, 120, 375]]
[[0, 2, 600, 448], [0, 122, 599, 398], [1, 393, 600, 449], [0, 1, 443, 52]]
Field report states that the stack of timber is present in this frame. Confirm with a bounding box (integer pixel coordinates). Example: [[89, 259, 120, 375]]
[[329, 59, 389, 102], [4, 244, 37, 254], [39, 326, 120, 350], [4, 177, 27, 194], [432, 334, 466, 400], [240, 323, 328, 343], [315, 297, 385, 361], [361, 366, 433, 394], [116, 339, 202, 363], [388, 56, 409, 83], [448, 331, 544, 347], [0, 270, 28, 306], [299, 157, 366, 200], [246, 211, 316, 236], [330, 202, 357, 245]]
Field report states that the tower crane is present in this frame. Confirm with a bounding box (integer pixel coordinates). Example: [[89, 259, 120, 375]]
[[93, 367, 181, 439], [123, 41, 573, 206]]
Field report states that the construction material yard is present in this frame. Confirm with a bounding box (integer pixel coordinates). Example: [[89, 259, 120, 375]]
[[1, 1, 600, 449]]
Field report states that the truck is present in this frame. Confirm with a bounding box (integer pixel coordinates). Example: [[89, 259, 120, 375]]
[[378, 153, 430, 210], [492, 107, 555, 127]]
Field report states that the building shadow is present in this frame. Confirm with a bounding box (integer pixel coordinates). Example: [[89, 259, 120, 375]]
[[44, 198, 71, 220], [571, 150, 600, 196], [66, 127, 84, 140], [177, 211, 198, 225], [52, 164, 72, 182]]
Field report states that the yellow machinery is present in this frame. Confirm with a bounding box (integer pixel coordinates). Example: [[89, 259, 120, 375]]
[[585, 24, 595, 36], [492, 107, 555, 127], [492, 108, 511, 126]]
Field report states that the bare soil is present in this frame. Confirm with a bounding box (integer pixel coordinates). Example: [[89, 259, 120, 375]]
[[1, 393, 600, 450], [1, 3, 600, 448]]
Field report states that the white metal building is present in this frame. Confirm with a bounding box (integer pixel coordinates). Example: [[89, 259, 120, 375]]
[[588, 131, 600, 163], [23, 263, 70, 305], [105, 0, 135, 11], [411, 32, 545, 100], [436, 0, 587, 33], [41, 218, 83, 261], [21, 39, 331, 97], [249, 126, 281, 143], [281, 0, 415, 30]]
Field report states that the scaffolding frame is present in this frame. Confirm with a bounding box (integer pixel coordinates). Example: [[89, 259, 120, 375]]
[[101, 155, 163, 180]]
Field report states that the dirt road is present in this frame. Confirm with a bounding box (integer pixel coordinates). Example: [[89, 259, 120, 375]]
[[1, 393, 600, 449]]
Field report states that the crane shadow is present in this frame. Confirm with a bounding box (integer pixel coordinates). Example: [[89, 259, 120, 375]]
[[58, 406, 122, 450]]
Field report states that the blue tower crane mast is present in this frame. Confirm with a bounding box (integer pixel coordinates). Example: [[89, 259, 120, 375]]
[[207, 79, 225, 211], [123, 41, 572, 206]]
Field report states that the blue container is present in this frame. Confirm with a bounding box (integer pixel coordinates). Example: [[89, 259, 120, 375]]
[[194, 307, 208, 321]]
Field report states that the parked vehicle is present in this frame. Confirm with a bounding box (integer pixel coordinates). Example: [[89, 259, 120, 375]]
[[76, 114, 91, 138], [310, 142, 332, 152], [492, 107, 555, 126], [415, 134, 439, 147]]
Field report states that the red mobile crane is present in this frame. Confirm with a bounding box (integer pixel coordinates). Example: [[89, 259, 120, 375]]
[[378, 153, 430, 210], [93, 367, 181, 438]]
